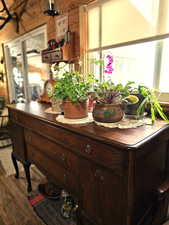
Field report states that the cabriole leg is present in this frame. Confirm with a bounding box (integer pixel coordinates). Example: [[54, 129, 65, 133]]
[[11, 152, 19, 178]]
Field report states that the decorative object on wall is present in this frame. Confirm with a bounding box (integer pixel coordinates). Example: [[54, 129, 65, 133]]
[[41, 40, 64, 63], [55, 14, 68, 41], [41, 12, 74, 64], [0, 0, 29, 33], [43, 0, 59, 17], [0, 0, 18, 30], [41, 33, 74, 64]]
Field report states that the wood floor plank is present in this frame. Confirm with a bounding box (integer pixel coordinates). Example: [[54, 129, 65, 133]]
[[0, 174, 45, 225], [0, 153, 46, 225], [0, 216, 6, 225]]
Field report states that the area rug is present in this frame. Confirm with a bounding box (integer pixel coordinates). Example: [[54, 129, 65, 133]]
[[28, 189, 78, 225]]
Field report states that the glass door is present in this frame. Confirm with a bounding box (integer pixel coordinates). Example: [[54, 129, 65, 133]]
[[26, 32, 48, 101], [4, 26, 48, 103], [5, 41, 26, 103]]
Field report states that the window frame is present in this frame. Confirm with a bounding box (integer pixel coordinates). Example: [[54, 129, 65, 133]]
[[85, 0, 169, 102]]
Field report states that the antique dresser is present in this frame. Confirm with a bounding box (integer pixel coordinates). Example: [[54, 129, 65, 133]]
[[8, 102, 169, 225]]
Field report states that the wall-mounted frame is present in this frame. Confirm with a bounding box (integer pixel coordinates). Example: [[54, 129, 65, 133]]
[[55, 14, 68, 41]]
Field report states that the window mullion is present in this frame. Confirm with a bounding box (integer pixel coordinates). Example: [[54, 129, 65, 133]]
[[21, 41, 30, 102], [99, 5, 102, 82], [153, 41, 163, 89]]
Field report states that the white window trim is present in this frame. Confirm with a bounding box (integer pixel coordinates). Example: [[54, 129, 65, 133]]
[[4, 25, 47, 46]]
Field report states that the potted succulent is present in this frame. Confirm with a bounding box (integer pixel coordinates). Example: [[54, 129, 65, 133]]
[[92, 81, 135, 123], [52, 71, 95, 119]]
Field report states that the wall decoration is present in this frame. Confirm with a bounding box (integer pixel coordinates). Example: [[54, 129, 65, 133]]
[[0, 0, 29, 33], [55, 14, 68, 41]]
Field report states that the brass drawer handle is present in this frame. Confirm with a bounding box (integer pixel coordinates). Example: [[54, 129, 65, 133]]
[[84, 144, 92, 154], [27, 135, 32, 142], [60, 153, 70, 169], [94, 169, 104, 182], [61, 153, 66, 161], [64, 173, 67, 183]]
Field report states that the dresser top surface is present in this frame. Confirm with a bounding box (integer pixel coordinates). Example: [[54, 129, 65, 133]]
[[7, 102, 169, 149]]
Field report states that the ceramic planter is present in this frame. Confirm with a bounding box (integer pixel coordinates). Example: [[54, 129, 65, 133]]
[[124, 94, 144, 116], [93, 103, 124, 123], [63, 99, 88, 119]]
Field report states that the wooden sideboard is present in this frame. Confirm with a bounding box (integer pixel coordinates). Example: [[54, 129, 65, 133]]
[[7, 102, 169, 225]]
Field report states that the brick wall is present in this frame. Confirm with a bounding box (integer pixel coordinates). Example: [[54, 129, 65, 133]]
[[0, 0, 95, 100]]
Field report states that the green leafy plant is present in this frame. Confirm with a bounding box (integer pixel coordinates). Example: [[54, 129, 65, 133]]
[[93, 81, 135, 104], [137, 85, 168, 123], [52, 71, 95, 103]]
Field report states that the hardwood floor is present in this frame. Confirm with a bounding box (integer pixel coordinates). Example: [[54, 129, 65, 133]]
[[0, 147, 46, 225]]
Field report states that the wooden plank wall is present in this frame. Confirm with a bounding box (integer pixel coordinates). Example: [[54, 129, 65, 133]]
[[0, 0, 95, 100]]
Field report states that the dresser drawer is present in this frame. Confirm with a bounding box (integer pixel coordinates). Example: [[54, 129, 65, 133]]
[[16, 111, 124, 173], [25, 130, 123, 176], [25, 129, 79, 175], [26, 144, 79, 195]]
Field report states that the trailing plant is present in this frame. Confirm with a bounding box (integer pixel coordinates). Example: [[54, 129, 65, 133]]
[[93, 81, 135, 104], [52, 71, 95, 103], [137, 85, 168, 123]]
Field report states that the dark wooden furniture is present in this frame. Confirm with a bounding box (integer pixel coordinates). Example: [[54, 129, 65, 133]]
[[7, 102, 169, 225], [0, 108, 12, 148]]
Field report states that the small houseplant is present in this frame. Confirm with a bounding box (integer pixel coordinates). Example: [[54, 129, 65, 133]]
[[92, 81, 135, 123], [136, 85, 168, 123], [124, 85, 168, 123], [52, 71, 95, 119]]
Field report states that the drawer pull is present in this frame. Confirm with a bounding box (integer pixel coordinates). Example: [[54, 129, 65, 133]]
[[64, 173, 67, 183], [84, 144, 92, 154], [94, 169, 104, 182], [60, 154, 70, 169], [61, 153, 66, 161], [27, 135, 32, 142]]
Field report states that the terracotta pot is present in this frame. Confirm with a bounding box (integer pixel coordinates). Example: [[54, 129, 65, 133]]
[[93, 103, 124, 123], [63, 99, 88, 119]]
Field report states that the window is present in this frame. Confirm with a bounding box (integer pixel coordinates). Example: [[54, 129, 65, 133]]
[[86, 0, 169, 101]]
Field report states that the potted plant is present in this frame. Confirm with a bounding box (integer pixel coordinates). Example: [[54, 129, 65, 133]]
[[92, 81, 135, 123], [124, 84, 169, 123], [136, 85, 168, 123], [52, 71, 95, 119]]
